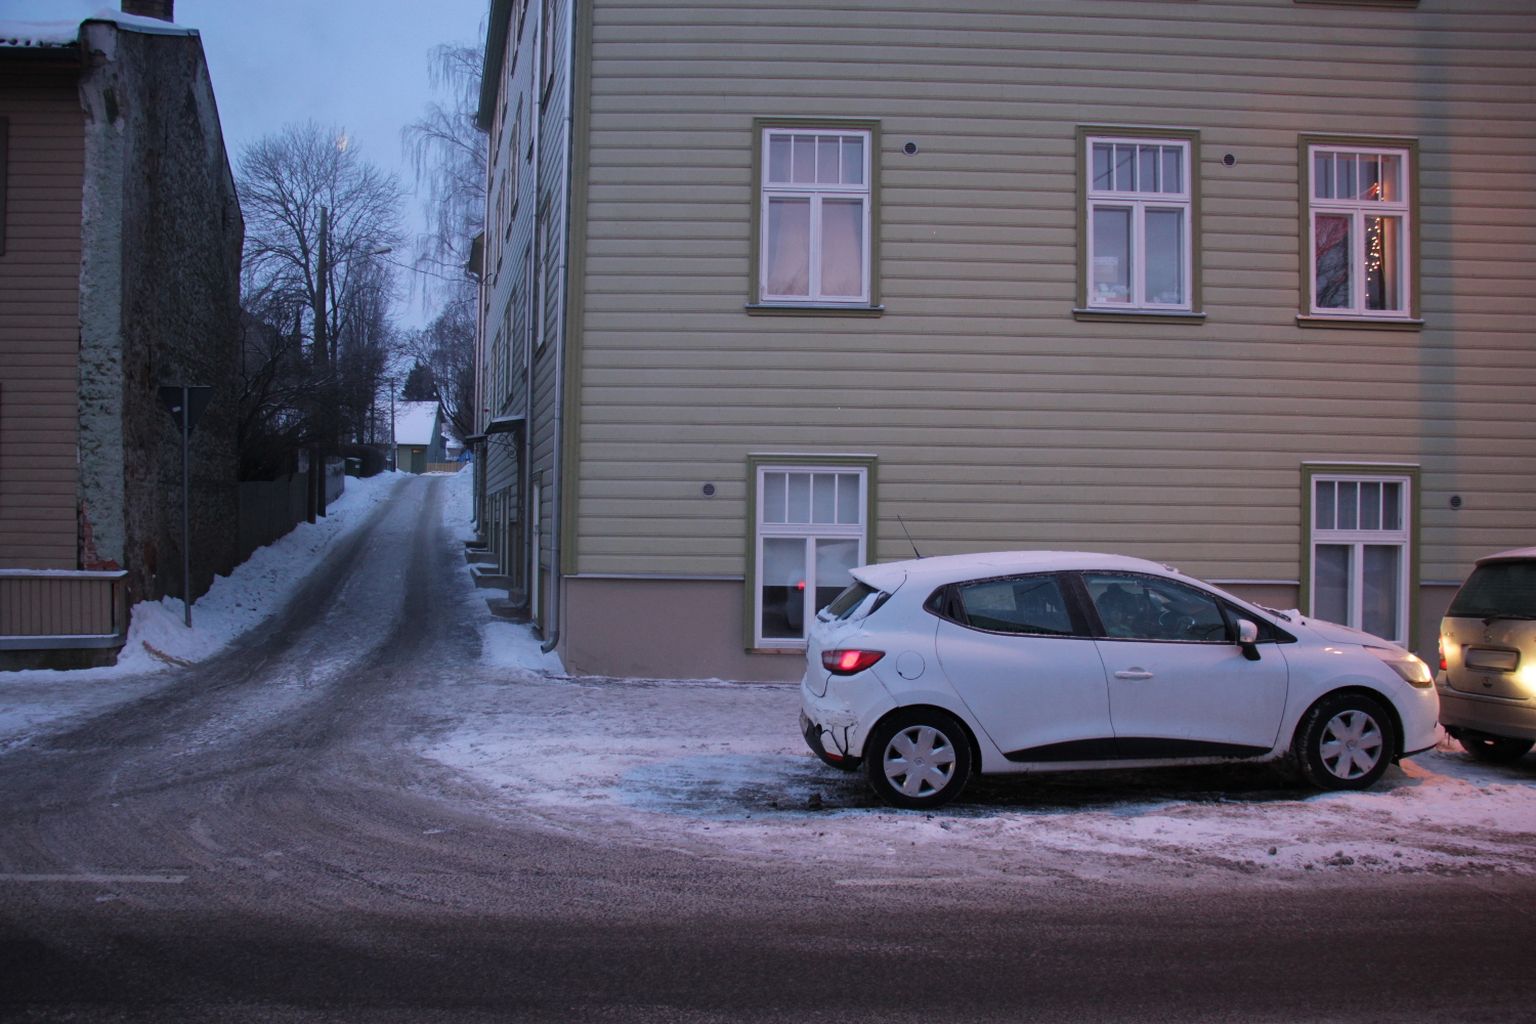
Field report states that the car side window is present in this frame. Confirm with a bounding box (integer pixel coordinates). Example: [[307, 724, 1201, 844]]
[[953, 575, 1076, 636], [1084, 573, 1230, 643]]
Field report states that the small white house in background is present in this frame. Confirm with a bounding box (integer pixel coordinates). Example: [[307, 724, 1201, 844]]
[[392, 401, 445, 474]]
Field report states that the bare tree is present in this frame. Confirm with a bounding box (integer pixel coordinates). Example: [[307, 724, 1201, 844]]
[[403, 43, 487, 292], [241, 122, 403, 368], [237, 122, 404, 463], [235, 280, 310, 479], [400, 42, 486, 449]]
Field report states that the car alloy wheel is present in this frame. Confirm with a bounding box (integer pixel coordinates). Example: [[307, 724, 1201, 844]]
[[1294, 693, 1397, 790], [866, 708, 972, 809]]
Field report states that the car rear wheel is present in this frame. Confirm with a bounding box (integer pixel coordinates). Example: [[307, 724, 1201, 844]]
[[1293, 693, 1397, 790], [865, 709, 972, 809], [1458, 734, 1534, 765]]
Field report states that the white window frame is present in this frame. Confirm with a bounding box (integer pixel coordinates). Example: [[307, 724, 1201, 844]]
[[753, 463, 869, 649], [1084, 134, 1193, 312], [1309, 472, 1412, 645], [1306, 143, 1413, 318], [757, 126, 873, 306]]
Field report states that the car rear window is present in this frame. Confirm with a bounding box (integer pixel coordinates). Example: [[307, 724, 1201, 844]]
[[1447, 560, 1536, 620], [822, 581, 885, 622]]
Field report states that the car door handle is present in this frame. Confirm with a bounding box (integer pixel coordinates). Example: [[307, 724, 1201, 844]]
[[1113, 669, 1155, 680]]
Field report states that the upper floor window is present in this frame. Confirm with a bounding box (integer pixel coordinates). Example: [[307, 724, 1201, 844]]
[[1305, 141, 1414, 318], [1082, 132, 1195, 312], [540, 0, 557, 102], [507, 99, 521, 232], [755, 123, 875, 307]]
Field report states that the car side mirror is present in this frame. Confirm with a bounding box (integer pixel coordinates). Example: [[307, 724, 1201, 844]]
[[1237, 619, 1261, 661]]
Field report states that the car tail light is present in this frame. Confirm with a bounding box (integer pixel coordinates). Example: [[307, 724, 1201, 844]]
[[1438, 637, 1447, 672], [823, 649, 884, 675]]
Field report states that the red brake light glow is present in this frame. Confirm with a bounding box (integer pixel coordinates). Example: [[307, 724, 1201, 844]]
[[823, 649, 884, 675]]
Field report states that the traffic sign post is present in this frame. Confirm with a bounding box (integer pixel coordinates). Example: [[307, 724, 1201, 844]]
[[158, 385, 213, 628]]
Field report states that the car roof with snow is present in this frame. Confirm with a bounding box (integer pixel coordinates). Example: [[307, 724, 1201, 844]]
[[851, 550, 1181, 592]]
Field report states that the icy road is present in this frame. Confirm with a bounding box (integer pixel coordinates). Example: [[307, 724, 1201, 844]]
[[1, 472, 1533, 1023]]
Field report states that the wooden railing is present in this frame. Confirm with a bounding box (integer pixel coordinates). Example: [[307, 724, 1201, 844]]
[[0, 570, 130, 651]]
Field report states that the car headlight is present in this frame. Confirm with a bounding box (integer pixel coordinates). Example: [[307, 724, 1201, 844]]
[[1365, 646, 1434, 688]]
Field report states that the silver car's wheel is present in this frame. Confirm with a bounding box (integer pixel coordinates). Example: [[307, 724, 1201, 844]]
[[1294, 693, 1397, 790], [1319, 710, 1385, 779], [866, 709, 972, 809]]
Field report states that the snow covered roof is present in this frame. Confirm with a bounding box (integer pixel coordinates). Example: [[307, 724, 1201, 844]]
[[393, 401, 441, 446], [0, 3, 197, 50]]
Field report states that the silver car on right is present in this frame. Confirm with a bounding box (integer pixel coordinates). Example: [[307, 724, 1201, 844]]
[[1437, 547, 1536, 764]]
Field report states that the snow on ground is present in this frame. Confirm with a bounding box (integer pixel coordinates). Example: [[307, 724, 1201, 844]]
[[427, 472, 1536, 885], [5, 467, 1534, 886], [0, 473, 405, 750]]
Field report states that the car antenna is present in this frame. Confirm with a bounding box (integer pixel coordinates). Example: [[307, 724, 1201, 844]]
[[896, 514, 923, 558]]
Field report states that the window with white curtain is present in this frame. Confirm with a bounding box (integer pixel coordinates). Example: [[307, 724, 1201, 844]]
[[1307, 142, 1413, 317], [1310, 473, 1413, 644], [1084, 134, 1193, 311], [757, 126, 872, 306], [754, 464, 868, 647]]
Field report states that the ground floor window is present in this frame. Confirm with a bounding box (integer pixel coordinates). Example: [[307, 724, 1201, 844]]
[[751, 459, 871, 648], [1308, 469, 1414, 645]]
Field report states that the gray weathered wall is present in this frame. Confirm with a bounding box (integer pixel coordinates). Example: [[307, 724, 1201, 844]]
[[78, 24, 244, 604]]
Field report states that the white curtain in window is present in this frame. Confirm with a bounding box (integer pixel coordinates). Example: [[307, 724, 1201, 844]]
[[820, 199, 864, 298], [766, 198, 811, 297]]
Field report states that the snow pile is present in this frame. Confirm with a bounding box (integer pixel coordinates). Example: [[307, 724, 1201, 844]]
[[118, 472, 405, 672]]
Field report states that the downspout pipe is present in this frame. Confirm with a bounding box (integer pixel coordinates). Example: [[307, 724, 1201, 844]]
[[540, 0, 575, 654]]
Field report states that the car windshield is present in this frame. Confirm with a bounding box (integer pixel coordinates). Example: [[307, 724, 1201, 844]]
[[1447, 561, 1536, 620]]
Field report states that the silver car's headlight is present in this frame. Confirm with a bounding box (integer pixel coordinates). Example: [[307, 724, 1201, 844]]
[[1366, 646, 1434, 688]]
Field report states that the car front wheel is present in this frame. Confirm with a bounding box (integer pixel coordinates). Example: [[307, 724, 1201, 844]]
[[865, 709, 972, 809], [1293, 693, 1397, 790], [1458, 733, 1534, 765]]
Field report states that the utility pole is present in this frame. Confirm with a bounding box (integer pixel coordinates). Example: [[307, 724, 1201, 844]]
[[312, 205, 330, 519], [314, 205, 329, 370], [158, 385, 213, 627]]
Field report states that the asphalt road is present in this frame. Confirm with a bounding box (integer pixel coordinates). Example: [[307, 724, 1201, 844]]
[[2, 476, 1532, 1023]]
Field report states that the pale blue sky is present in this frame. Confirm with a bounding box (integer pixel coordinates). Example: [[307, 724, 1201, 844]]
[[177, 0, 488, 321]]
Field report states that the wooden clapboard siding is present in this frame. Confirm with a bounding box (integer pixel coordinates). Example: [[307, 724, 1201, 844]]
[[0, 78, 85, 571], [570, 0, 1536, 586]]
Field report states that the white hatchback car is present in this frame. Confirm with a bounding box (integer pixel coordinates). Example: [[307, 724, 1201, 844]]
[[800, 551, 1440, 808]]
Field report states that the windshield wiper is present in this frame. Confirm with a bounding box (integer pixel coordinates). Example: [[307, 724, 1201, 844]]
[[1481, 613, 1536, 624]]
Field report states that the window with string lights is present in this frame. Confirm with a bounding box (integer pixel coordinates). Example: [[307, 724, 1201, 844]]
[[1303, 138, 1418, 321]]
